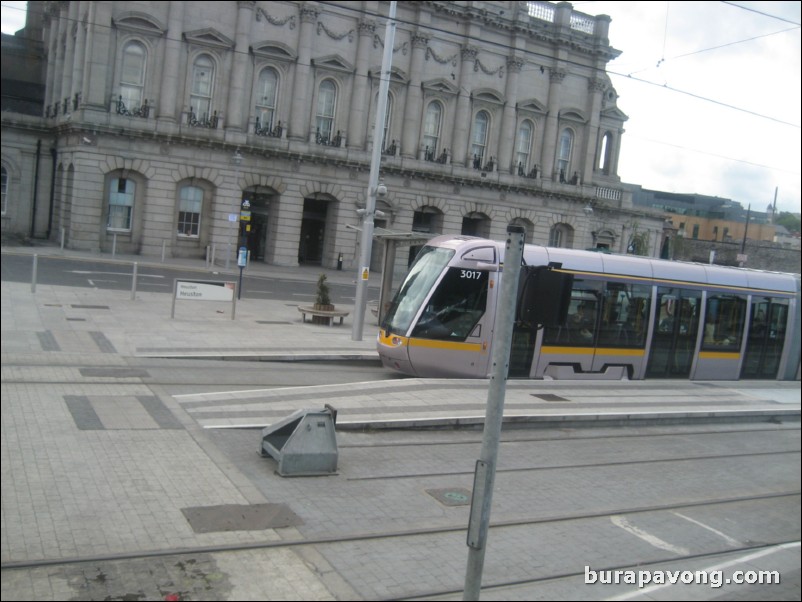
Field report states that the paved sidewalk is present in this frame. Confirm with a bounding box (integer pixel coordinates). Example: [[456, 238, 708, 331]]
[[1, 241, 800, 601]]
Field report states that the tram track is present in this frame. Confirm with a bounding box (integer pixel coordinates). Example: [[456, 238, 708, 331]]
[[347, 447, 801, 481], [2, 490, 798, 572], [339, 424, 801, 449], [399, 539, 802, 601]]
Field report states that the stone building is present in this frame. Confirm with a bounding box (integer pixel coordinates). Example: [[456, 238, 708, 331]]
[[1, 0, 667, 277]]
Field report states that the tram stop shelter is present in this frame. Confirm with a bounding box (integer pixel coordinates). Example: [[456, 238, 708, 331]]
[[347, 225, 435, 325]]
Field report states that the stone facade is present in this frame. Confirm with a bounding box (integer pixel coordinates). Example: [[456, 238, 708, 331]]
[[2, 1, 668, 279]]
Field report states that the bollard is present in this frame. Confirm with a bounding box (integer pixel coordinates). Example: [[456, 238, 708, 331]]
[[112, 233, 117, 258], [131, 262, 138, 300], [31, 254, 38, 293]]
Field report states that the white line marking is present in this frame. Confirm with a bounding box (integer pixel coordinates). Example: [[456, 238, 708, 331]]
[[611, 516, 689, 556], [606, 541, 800, 600], [671, 511, 741, 547]]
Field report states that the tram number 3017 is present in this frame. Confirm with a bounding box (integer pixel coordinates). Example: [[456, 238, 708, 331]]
[[460, 270, 483, 279]]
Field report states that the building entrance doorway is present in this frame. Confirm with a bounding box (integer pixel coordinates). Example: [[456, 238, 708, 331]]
[[242, 191, 271, 262], [300, 198, 328, 264]]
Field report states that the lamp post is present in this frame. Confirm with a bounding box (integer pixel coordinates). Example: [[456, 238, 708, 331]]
[[227, 149, 243, 269], [351, 1, 397, 341]]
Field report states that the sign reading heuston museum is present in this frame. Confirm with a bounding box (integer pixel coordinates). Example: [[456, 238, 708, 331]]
[[171, 279, 237, 319]]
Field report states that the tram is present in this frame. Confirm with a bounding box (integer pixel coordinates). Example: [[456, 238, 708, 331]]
[[377, 235, 801, 381]]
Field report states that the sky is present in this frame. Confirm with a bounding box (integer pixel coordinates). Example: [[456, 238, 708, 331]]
[[2, 1, 800, 216]]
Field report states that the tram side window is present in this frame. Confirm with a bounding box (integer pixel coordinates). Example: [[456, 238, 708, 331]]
[[597, 283, 651, 347], [411, 267, 488, 340], [702, 295, 746, 350], [542, 279, 602, 345]]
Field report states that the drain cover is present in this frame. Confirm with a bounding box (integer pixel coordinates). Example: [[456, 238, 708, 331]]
[[181, 503, 302, 533], [426, 488, 471, 506]]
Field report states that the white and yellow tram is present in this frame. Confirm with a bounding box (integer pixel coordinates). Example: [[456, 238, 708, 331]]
[[377, 235, 801, 381]]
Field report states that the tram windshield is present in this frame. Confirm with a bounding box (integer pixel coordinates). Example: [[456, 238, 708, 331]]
[[381, 245, 455, 335]]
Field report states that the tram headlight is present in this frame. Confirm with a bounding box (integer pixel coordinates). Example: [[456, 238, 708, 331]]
[[391, 336, 404, 346]]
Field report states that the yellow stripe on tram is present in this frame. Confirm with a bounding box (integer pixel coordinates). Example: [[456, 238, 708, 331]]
[[408, 338, 485, 352], [698, 351, 741, 360]]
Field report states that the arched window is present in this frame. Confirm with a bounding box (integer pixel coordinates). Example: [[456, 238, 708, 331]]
[[108, 177, 135, 231], [557, 128, 573, 181], [510, 218, 534, 244], [422, 101, 442, 159], [177, 185, 203, 237], [516, 121, 533, 174], [316, 80, 337, 142], [190, 54, 214, 120], [598, 131, 613, 174], [255, 68, 278, 132], [462, 212, 491, 238], [120, 41, 146, 110], [471, 111, 490, 166], [549, 223, 573, 248]]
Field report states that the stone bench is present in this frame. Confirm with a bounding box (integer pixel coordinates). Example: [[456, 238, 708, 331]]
[[297, 306, 350, 326]]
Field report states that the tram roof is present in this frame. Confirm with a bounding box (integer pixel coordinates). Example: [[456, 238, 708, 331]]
[[425, 235, 800, 294]]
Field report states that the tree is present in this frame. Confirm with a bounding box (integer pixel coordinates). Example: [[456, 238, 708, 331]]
[[775, 212, 801, 235]]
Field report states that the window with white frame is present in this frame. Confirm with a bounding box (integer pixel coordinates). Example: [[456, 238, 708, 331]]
[[108, 178, 134, 231], [549, 223, 573, 248], [422, 101, 442, 159], [471, 110, 490, 165], [557, 128, 573, 180], [177, 185, 203, 237], [598, 131, 612, 174], [120, 41, 146, 110], [516, 121, 533, 173], [381, 93, 393, 151], [255, 68, 278, 131], [316, 79, 336, 141], [190, 54, 214, 120]]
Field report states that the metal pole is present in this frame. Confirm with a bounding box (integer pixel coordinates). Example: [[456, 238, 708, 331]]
[[352, 0, 396, 341], [741, 204, 751, 253], [31, 254, 38, 293], [463, 225, 526, 601], [112, 233, 117, 257], [131, 262, 138, 300]]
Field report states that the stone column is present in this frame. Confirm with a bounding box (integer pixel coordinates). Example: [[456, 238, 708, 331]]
[[158, 1, 184, 121], [540, 68, 565, 181], [225, 1, 255, 132], [450, 45, 478, 167], [347, 18, 376, 149], [51, 5, 67, 113], [289, 4, 318, 141], [70, 6, 87, 109], [83, 2, 113, 110], [497, 56, 523, 174], [400, 31, 428, 158], [43, 7, 59, 113], [582, 78, 605, 184], [59, 1, 79, 113]]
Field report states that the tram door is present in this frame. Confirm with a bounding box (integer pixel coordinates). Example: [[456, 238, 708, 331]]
[[741, 299, 788, 379], [646, 288, 701, 378]]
